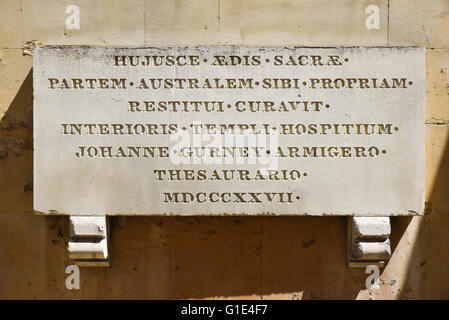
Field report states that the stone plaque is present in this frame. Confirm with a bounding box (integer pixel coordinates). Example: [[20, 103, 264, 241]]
[[33, 46, 425, 216]]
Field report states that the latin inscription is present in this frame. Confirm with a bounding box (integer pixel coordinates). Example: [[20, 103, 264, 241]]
[[33, 46, 425, 216]]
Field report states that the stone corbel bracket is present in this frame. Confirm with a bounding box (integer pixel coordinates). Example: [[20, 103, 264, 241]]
[[68, 216, 110, 267], [347, 217, 391, 268]]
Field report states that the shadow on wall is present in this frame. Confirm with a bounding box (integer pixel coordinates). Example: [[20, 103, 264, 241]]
[[0, 64, 448, 299], [391, 126, 449, 299], [372, 97, 449, 298], [0, 69, 33, 213]]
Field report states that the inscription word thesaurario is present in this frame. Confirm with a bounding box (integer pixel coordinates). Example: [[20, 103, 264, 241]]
[[33, 46, 425, 216]]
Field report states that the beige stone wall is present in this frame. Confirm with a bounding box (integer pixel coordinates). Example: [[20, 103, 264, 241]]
[[0, 0, 448, 299]]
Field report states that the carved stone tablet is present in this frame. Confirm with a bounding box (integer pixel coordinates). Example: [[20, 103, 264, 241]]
[[33, 46, 425, 216]]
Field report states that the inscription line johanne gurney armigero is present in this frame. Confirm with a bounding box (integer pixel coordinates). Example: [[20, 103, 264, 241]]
[[33, 46, 425, 216]]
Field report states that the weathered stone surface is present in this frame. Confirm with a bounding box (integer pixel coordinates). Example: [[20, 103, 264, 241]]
[[33, 46, 425, 216], [0, 0, 22, 48], [68, 216, 109, 265], [22, 0, 145, 45], [352, 217, 390, 239], [390, 0, 449, 48], [68, 239, 108, 259], [349, 216, 391, 267], [0, 214, 364, 299], [145, 0, 219, 45], [426, 49, 449, 123], [425, 125, 449, 214], [352, 239, 391, 260], [70, 216, 106, 237], [219, 0, 388, 46]]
